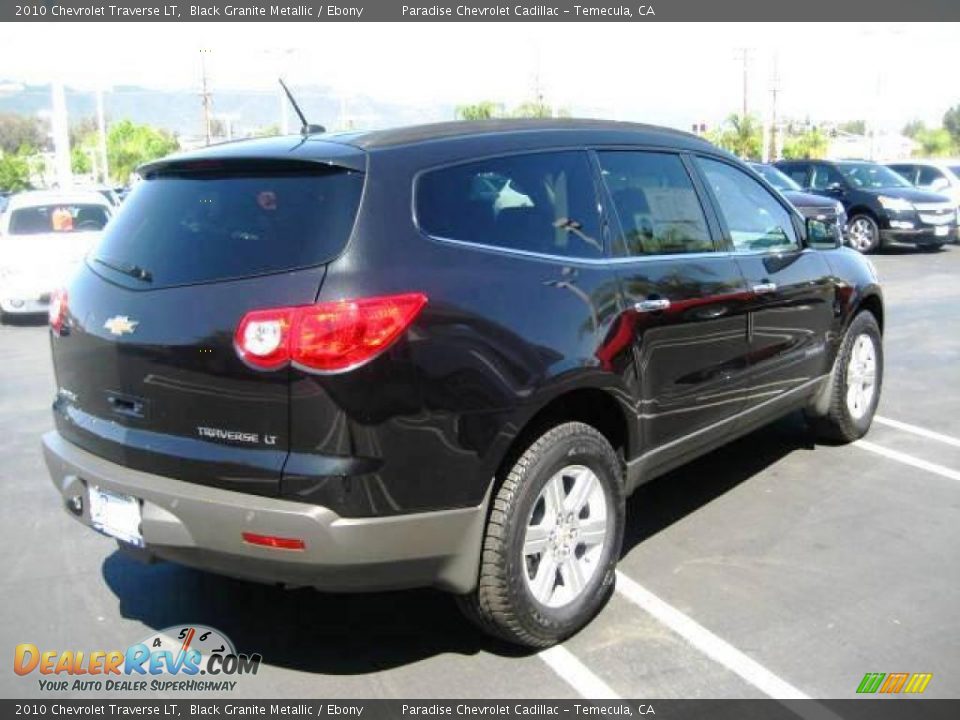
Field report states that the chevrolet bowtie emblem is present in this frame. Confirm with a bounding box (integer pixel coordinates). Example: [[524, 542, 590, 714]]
[[103, 315, 139, 336]]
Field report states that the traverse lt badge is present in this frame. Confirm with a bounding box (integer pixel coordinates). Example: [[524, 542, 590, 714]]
[[104, 315, 139, 336]]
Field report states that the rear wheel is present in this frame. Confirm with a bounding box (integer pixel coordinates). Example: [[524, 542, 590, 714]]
[[458, 422, 624, 647], [809, 311, 883, 442], [846, 215, 880, 254]]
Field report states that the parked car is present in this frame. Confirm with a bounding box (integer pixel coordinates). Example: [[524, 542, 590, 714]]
[[1, 189, 113, 321], [43, 120, 884, 647], [774, 159, 956, 253], [750, 163, 847, 244], [886, 159, 960, 239]]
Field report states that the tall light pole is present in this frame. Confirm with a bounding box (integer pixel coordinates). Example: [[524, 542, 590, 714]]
[[200, 49, 213, 145], [96, 87, 109, 184], [50, 82, 72, 189]]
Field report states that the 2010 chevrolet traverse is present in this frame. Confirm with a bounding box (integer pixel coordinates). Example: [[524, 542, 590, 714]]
[[43, 120, 884, 647]]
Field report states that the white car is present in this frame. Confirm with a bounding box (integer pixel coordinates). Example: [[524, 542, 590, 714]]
[[0, 190, 113, 320], [886, 159, 960, 236]]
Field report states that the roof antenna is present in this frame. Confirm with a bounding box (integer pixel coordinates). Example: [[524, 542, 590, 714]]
[[278, 78, 325, 135]]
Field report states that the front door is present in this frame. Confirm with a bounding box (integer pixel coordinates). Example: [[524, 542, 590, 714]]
[[595, 150, 752, 467], [694, 156, 836, 420]]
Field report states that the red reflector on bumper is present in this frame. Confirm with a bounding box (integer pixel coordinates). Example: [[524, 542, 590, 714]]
[[241, 532, 306, 551]]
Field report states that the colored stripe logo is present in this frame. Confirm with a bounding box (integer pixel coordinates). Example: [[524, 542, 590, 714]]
[[857, 672, 932, 694]]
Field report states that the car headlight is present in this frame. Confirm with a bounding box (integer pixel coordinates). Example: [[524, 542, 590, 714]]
[[878, 195, 914, 213]]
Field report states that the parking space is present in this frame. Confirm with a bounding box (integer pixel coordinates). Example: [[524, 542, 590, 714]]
[[2, 246, 958, 700]]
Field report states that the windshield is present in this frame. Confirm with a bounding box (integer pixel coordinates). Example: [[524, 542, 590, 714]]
[[752, 164, 801, 192], [90, 164, 364, 288], [838, 163, 911, 189], [8, 204, 110, 235]]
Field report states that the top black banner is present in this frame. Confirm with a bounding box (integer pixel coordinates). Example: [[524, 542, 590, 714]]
[[3, 0, 960, 22]]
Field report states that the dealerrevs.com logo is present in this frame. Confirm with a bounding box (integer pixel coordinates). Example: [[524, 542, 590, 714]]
[[14, 625, 262, 693]]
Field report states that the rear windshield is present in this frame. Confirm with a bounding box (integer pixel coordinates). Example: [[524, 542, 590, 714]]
[[9, 204, 110, 235], [89, 165, 364, 288]]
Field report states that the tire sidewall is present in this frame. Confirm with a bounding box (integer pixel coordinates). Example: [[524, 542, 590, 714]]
[[502, 427, 625, 637], [848, 214, 880, 254], [837, 313, 883, 436]]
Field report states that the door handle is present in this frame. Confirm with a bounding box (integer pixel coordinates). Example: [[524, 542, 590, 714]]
[[634, 298, 671, 312], [752, 282, 778, 295]]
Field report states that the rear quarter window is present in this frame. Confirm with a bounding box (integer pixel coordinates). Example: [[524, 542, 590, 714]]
[[90, 164, 364, 288], [415, 151, 603, 259]]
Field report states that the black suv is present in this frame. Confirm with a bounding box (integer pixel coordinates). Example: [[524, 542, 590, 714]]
[[774, 159, 956, 253], [43, 120, 884, 647], [750, 163, 847, 244]]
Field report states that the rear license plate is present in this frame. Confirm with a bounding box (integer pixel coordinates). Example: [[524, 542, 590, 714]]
[[88, 485, 143, 547], [935, 225, 949, 237]]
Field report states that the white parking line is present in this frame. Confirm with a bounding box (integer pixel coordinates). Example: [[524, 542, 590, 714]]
[[538, 645, 621, 699], [614, 571, 810, 700], [853, 439, 960, 482], [874, 415, 960, 449]]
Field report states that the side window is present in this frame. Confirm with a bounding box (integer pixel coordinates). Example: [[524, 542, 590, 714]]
[[781, 165, 809, 187], [917, 166, 946, 188], [697, 157, 799, 253], [415, 151, 602, 258], [889, 165, 917, 184], [810, 164, 845, 190], [597, 151, 713, 256]]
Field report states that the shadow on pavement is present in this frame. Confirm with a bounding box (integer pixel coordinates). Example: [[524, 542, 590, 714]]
[[101, 412, 816, 674]]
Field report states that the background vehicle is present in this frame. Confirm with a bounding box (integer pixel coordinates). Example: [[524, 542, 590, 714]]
[[43, 120, 884, 647], [1, 189, 112, 321], [886, 159, 960, 241], [750, 163, 847, 244], [775, 159, 956, 253]]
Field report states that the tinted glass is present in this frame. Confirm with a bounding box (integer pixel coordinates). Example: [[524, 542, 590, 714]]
[[810, 164, 845, 190], [91, 166, 363, 288], [887, 165, 916, 184], [781, 165, 810, 187], [838, 163, 911, 189], [9, 204, 110, 235], [917, 166, 946, 187], [598, 151, 713, 256], [698, 157, 799, 253], [751, 164, 802, 192], [416, 151, 602, 258]]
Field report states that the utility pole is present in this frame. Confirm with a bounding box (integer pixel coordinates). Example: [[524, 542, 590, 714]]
[[200, 49, 213, 146], [50, 82, 72, 189], [737, 48, 751, 119], [96, 88, 109, 184], [769, 53, 780, 161]]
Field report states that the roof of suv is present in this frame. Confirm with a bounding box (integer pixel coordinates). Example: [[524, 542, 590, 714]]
[[141, 119, 716, 174]]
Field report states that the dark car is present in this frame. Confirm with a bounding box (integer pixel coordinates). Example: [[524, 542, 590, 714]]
[[43, 120, 884, 647], [750, 163, 847, 244], [774, 158, 956, 253]]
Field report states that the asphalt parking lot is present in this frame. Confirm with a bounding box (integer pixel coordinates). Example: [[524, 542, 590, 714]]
[[2, 246, 958, 700]]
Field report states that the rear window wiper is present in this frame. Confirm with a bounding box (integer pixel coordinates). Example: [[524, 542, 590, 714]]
[[93, 256, 153, 283]]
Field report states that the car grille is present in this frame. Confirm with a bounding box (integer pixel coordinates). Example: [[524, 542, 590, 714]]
[[798, 206, 839, 220]]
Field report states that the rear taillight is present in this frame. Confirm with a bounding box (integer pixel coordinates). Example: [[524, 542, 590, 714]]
[[49, 288, 68, 335], [234, 293, 427, 373]]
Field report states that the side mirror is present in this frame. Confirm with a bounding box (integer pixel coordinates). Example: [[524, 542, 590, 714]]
[[929, 177, 950, 193], [806, 217, 840, 249]]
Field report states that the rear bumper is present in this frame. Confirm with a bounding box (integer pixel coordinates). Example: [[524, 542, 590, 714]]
[[42, 431, 486, 593]]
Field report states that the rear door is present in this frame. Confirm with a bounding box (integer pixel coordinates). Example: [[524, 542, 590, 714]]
[[693, 156, 835, 420], [50, 158, 365, 496], [596, 149, 751, 466]]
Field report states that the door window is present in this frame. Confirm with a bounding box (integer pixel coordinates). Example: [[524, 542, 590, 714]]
[[810, 164, 846, 190], [697, 157, 799, 253], [597, 151, 713, 256], [781, 164, 810, 187], [917, 165, 947, 188], [416, 151, 603, 258], [888, 165, 918, 184]]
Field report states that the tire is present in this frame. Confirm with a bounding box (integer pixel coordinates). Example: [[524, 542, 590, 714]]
[[457, 422, 625, 648], [846, 215, 881, 254], [809, 311, 883, 443]]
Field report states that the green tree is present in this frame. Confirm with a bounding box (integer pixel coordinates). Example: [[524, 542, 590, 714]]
[[837, 119, 866, 135], [455, 101, 504, 120], [0, 114, 46, 155], [71, 146, 91, 175], [710, 113, 762, 160], [0, 147, 39, 192], [913, 128, 954, 157], [510, 101, 569, 119], [943, 105, 960, 145], [902, 119, 926, 139], [106, 119, 178, 184], [782, 128, 829, 160]]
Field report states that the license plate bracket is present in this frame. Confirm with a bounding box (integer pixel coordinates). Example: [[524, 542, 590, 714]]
[[88, 485, 144, 547]]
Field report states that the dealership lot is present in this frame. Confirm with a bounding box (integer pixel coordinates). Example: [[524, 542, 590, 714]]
[[1, 247, 958, 700]]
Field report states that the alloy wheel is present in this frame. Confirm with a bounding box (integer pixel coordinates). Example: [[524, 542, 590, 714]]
[[846, 333, 878, 420]]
